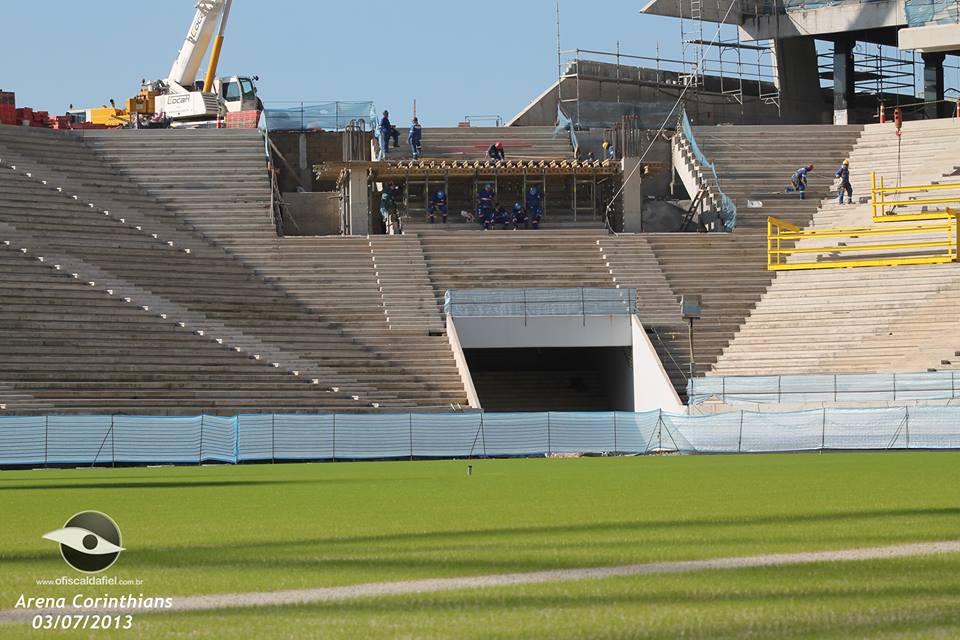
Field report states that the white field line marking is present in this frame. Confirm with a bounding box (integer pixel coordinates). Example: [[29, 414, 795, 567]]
[[2, 540, 958, 623]]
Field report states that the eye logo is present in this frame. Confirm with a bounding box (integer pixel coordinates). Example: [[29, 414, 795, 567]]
[[42, 511, 124, 573]]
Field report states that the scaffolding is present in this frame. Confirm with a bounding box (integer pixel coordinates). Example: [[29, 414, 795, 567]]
[[556, 37, 780, 129], [817, 43, 918, 100], [679, 0, 781, 110]]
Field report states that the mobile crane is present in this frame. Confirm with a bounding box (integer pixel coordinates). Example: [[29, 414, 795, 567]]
[[71, 0, 261, 126]]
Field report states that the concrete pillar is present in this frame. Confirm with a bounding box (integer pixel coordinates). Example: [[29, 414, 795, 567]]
[[621, 158, 645, 232], [347, 170, 370, 236], [922, 52, 947, 119], [833, 37, 855, 125], [298, 133, 312, 191], [772, 37, 824, 124]]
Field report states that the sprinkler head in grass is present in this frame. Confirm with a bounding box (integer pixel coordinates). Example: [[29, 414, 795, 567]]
[[467, 465, 473, 476]]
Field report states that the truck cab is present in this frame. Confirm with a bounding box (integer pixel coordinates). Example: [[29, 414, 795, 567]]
[[217, 76, 261, 113]]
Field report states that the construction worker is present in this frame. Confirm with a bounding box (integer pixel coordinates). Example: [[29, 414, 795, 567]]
[[512, 201, 529, 230], [380, 185, 399, 233], [788, 164, 814, 200], [408, 117, 423, 160], [378, 110, 393, 160], [477, 183, 496, 230], [836, 159, 853, 205], [493, 204, 512, 230], [428, 189, 448, 224], [525, 185, 543, 229], [487, 142, 505, 162]]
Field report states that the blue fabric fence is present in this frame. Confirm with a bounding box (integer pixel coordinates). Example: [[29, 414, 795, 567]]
[[1, 408, 959, 466]]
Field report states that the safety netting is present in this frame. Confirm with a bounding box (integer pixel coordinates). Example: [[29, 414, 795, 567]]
[[681, 110, 737, 231], [2, 407, 959, 466], [444, 288, 637, 318], [259, 101, 376, 132], [905, 0, 960, 26], [689, 371, 960, 405]]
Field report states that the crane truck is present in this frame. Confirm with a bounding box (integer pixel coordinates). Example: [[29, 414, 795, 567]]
[[70, 0, 261, 127]]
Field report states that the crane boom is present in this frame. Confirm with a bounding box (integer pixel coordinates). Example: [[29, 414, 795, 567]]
[[167, 0, 229, 90]]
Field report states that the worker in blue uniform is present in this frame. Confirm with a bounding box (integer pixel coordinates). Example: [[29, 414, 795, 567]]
[[788, 164, 814, 200], [525, 185, 543, 229], [836, 159, 853, 205], [512, 201, 529, 230], [428, 189, 448, 224], [477, 183, 496, 230]]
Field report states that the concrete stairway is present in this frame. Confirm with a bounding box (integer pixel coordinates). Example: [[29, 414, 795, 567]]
[[596, 235, 684, 326], [417, 229, 617, 308], [0, 126, 468, 411], [0, 242, 367, 415], [688, 124, 863, 230], [368, 235, 446, 334], [377, 126, 573, 161], [712, 118, 960, 377], [644, 231, 773, 390]]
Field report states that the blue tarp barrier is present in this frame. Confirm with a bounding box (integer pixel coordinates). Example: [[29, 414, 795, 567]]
[[3, 406, 960, 466]]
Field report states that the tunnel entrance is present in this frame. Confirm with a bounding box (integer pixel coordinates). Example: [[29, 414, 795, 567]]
[[465, 347, 633, 412]]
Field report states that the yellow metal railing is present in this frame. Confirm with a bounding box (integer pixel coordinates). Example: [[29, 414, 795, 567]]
[[871, 173, 960, 222], [767, 210, 960, 271]]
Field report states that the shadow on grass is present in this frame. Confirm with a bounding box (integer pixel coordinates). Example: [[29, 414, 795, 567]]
[[0, 479, 368, 491], [5, 506, 958, 570]]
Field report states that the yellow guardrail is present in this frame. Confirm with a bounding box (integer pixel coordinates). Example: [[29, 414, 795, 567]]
[[871, 172, 960, 222], [767, 210, 960, 271]]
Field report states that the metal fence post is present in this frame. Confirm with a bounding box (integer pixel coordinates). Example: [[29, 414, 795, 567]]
[[905, 406, 910, 449], [480, 412, 487, 457], [271, 414, 276, 464], [657, 409, 663, 450], [44, 415, 49, 469], [547, 412, 552, 455], [613, 412, 618, 454], [821, 408, 827, 453], [409, 413, 414, 461], [199, 415, 204, 465], [332, 412, 337, 463], [738, 410, 744, 453], [110, 415, 115, 468]]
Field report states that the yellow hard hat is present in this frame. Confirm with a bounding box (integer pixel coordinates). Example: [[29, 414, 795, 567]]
[[843, 159, 849, 165]]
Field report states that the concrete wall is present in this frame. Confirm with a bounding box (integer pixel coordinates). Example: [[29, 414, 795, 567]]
[[742, 0, 905, 40], [282, 192, 341, 236], [454, 315, 633, 349], [270, 131, 346, 192], [446, 315, 480, 409], [632, 316, 684, 413]]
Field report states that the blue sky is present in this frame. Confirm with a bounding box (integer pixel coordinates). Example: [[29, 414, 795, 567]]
[[0, 1, 682, 125]]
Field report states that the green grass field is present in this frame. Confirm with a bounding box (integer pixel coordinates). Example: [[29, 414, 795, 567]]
[[1, 452, 958, 638]]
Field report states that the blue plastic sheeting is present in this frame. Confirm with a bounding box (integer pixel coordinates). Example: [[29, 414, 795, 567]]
[[480, 413, 550, 457], [260, 102, 377, 132], [444, 288, 637, 318], [689, 371, 960, 405], [411, 413, 483, 458], [3, 408, 960, 466], [555, 105, 578, 153], [905, 0, 958, 25], [681, 111, 737, 231]]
